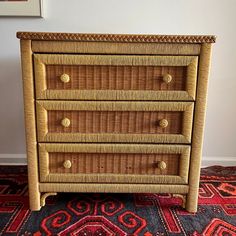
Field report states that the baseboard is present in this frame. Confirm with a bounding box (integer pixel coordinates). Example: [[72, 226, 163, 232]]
[[0, 154, 234, 167], [201, 156, 235, 167], [0, 154, 27, 165]]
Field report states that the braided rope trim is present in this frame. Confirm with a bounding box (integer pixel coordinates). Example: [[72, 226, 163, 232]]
[[17, 32, 216, 43]]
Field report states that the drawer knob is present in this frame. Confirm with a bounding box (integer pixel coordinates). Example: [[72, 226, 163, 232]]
[[162, 74, 172, 84], [159, 119, 168, 128], [158, 161, 167, 170], [60, 73, 70, 83], [61, 118, 71, 127], [63, 160, 72, 169]]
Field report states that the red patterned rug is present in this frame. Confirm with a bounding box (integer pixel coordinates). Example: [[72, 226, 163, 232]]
[[0, 166, 235, 235]]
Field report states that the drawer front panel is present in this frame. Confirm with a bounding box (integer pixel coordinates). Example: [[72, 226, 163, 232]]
[[34, 54, 198, 101], [49, 153, 179, 175], [48, 110, 182, 134], [46, 65, 186, 91], [36, 101, 194, 143], [39, 143, 190, 184]]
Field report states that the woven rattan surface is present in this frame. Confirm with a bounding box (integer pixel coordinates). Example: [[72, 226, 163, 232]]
[[46, 65, 186, 91], [39, 183, 189, 194], [49, 153, 179, 175], [36, 101, 193, 143], [17, 32, 216, 43], [18, 32, 214, 212], [20, 40, 41, 210], [48, 110, 182, 134], [34, 54, 198, 100], [31, 41, 201, 55], [39, 143, 190, 184]]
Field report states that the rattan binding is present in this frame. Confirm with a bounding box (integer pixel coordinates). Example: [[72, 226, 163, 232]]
[[17, 32, 216, 43]]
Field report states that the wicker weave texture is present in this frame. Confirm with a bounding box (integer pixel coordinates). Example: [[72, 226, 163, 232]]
[[39, 143, 190, 184], [186, 44, 212, 212], [17, 32, 216, 43], [38, 90, 195, 101], [39, 143, 190, 153], [34, 54, 197, 66], [46, 64, 186, 91], [49, 153, 179, 175], [34, 54, 197, 101], [32, 41, 201, 55], [20, 40, 40, 210], [48, 110, 182, 134], [18, 32, 214, 212], [39, 183, 189, 194], [36, 101, 193, 143]]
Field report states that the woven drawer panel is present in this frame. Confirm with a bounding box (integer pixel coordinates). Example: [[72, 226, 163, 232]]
[[49, 153, 179, 175], [39, 143, 190, 184], [34, 54, 198, 100], [46, 65, 186, 91], [36, 101, 193, 143], [48, 110, 182, 134]]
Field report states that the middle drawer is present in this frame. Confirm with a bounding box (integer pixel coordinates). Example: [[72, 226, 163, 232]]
[[36, 101, 193, 143]]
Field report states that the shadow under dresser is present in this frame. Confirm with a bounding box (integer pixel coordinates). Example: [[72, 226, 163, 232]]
[[17, 32, 215, 212]]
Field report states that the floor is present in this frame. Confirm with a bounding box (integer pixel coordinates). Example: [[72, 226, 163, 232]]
[[0, 165, 235, 235]]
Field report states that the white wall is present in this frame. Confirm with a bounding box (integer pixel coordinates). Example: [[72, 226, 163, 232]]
[[0, 0, 235, 164]]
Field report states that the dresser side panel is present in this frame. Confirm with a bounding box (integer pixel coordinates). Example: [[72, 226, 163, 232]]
[[20, 40, 40, 210], [186, 43, 212, 212]]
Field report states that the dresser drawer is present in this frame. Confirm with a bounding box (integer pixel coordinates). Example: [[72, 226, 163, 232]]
[[39, 143, 190, 184], [34, 54, 198, 101], [36, 101, 194, 143]]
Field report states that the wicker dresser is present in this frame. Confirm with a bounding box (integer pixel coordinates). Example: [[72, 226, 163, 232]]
[[17, 32, 215, 212]]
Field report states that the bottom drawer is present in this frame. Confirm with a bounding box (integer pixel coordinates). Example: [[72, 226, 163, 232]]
[[39, 143, 190, 184]]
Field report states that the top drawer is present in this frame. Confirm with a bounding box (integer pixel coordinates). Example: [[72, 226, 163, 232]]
[[34, 54, 198, 101]]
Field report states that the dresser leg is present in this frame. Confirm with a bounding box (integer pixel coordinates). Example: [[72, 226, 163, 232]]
[[28, 187, 41, 211], [40, 192, 57, 207], [185, 189, 198, 213], [173, 194, 186, 209], [173, 193, 198, 213]]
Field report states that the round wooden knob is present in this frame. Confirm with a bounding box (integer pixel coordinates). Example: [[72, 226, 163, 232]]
[[159, 119, 168, 128], [61, 118, 70, 127], [158, 161, 167, 170], [63, 160, 72, 169], [60, 73, 70, 83], [162, 74, 172, 84]]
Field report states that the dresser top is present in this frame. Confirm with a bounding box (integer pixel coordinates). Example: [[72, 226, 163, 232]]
[[17, 32, 216, 43]]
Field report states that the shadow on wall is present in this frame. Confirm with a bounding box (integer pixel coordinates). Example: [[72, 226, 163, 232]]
[[0, 57, 26, 154]]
